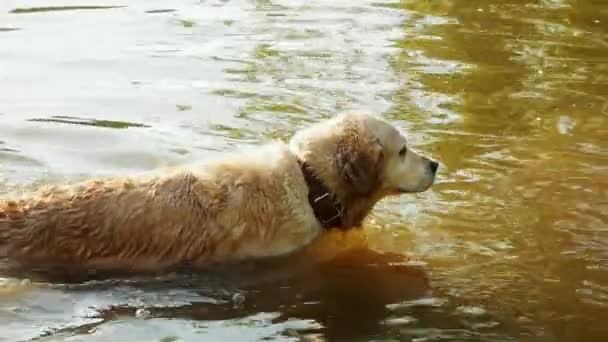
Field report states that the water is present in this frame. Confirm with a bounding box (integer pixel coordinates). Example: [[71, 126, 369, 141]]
[[1, 0, 607, 340]]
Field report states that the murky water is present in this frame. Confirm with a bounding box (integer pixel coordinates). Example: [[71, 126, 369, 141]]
[[1, 0, 607, 341]]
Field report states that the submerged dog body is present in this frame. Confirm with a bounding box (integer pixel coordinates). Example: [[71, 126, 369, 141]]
[[0, 112, 438, 272]]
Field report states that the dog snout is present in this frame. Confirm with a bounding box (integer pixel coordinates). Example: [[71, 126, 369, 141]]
[[429, 160, 439, 174]]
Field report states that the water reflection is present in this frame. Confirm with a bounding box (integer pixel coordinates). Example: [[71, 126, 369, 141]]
[[386, 0, 608, 339], [1, 246, 434, 341], [27, 116, 149, 129], [9, 6, 125, 14]]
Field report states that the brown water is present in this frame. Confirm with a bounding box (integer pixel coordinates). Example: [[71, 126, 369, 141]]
[[1, 0, 607, 341]]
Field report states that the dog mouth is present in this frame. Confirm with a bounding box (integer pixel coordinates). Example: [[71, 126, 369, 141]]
[[397, 177, 436, 194], [397, 188, 417, 194]]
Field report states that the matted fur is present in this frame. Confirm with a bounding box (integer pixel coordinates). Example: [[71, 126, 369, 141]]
[[0, 112, 437, 273]]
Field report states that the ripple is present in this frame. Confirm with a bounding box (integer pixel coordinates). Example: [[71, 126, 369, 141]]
[[577, 280, 608, 307], [382, 315, 418, 326], [145, 9, 177, 14], [9, 6, 126, 14], [456, 305, 488, 317], [387, 297, 447, 310], [27, 116, 150, 129]]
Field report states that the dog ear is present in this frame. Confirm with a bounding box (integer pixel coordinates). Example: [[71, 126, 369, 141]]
[[336, 135, 383, 196]]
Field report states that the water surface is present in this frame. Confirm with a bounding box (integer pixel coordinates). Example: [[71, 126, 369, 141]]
[[1, 0, 607, 341]]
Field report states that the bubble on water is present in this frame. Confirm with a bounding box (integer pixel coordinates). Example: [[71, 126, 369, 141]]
[[135, 308, 152, 319], [232, 293, 246, 307], [558, 115, 576, 135]]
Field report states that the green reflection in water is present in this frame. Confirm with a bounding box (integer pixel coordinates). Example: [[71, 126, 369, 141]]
[[145, 9, 177, 14], [10, 6, 126, 14], [179, 19, 195, 28], [28, 116, 149, 129], [176, 105, 192, 112]]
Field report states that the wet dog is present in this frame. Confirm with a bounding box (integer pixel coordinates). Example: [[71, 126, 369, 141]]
[[0, 112, 438, 273]]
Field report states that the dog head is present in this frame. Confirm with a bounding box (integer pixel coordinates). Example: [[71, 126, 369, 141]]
[[290, 112, 438, 227]]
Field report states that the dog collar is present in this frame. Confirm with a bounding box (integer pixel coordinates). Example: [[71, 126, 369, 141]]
[[298, 160, 344, 229]]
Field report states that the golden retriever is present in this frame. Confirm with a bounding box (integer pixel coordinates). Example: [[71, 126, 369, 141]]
[[0, 112, 438, 274]]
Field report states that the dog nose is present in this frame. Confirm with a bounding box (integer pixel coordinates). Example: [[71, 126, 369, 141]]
[[429, 161, 439, 174]]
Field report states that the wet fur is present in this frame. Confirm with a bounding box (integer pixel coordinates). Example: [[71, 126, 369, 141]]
[[0, 112, 436, 273]]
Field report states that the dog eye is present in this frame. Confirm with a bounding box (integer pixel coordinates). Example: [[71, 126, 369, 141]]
[[399, 146, 407, 157]]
